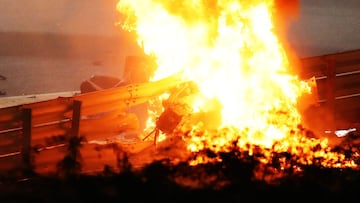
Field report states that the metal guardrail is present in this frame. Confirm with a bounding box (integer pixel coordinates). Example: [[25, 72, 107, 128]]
[[0, 75, 180, 176], [300, 49, 360, 130], [0, 50, 359, 177]]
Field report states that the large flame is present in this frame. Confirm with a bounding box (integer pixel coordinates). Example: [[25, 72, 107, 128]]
[[117, 0, 357, 168]]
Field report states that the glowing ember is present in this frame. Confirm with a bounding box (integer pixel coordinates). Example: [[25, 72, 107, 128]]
[[117, 0, 358, 169]]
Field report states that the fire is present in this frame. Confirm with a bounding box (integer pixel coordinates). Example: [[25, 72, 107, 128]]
[[116, 0, 358, 169]]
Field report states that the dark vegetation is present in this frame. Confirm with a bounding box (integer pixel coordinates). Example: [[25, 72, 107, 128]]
[[0, 131, 359, 202]]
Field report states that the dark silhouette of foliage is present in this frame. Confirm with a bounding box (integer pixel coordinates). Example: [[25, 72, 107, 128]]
[[56, 135, 86, 179], [2, 130, 360, 202]]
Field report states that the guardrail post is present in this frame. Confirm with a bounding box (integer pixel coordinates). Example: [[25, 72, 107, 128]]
[[22, 108, 33, 175], [71, 100, 82, 138], [325, 58, 336, 131], [56, 100, 83, 178]]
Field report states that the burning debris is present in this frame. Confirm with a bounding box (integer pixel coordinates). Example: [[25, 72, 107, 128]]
[[113, 0, 360, 178], [29, 0, 358, 189], [1, 2, 360, 201]]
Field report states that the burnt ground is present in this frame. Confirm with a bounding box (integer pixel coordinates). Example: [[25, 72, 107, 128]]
[[0, 169, 359, 203], [0, 160, 359, 202], [1, 134, 360, 203]]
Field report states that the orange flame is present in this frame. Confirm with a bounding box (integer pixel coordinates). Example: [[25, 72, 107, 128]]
[[117, 0, 357, 169]]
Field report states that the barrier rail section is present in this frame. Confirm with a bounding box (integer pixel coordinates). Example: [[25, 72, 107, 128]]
[[0, 75, 179, 177], [300, 49, 360, 128], [0, 50, 359, 177]]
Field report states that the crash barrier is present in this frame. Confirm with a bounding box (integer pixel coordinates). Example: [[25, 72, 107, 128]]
[[300, 49, 360, 128], [0, 50, 359, 178], [0, 75, 180, 177]]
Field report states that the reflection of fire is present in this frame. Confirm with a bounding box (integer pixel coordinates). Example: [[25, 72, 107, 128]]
[[116, 0, 358, 171]]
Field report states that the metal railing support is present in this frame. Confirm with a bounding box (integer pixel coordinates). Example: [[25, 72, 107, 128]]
[[71, 100, 82, 138], [325, 58, 336, 131], [21, 108, 32, 175]]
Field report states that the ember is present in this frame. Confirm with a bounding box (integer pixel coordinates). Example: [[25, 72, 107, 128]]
[[116, 0, 360, 180]]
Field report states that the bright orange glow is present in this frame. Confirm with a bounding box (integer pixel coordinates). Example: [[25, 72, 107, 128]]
[[117, 0, 357, 169]]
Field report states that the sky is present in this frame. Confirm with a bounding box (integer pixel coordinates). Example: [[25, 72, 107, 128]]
[[288, 0, 360, 57], [0, 0, 360, 57], [0, 0, 122, 36]]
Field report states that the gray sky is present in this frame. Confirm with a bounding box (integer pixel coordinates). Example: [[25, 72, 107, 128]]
[[0, 0, 360, 57], [0, 0, 121, 36], [288, 0, 360, 57]]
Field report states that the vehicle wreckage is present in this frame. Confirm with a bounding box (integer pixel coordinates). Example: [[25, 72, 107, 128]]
[[80, 73, 223, 145]]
